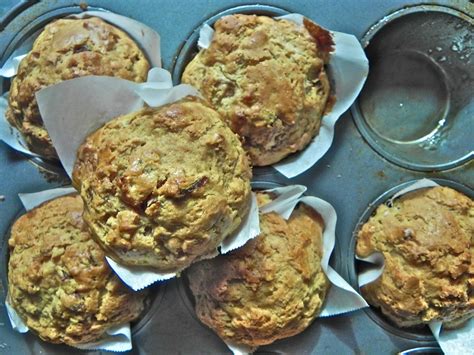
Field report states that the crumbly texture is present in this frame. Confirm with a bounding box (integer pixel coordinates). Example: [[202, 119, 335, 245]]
[[7, 17, 150, 159], [356, 186, 474, 328], [182, 14, 333, 166], [188, 192, 330, 347], [72, 96, 252, 272], [8, 194, 146, 345]]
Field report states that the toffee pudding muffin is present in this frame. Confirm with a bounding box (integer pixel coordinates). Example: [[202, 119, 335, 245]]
[[187, 191, 330, 347], [7, 17, 150, 159], [8, 194, 146, 345], [72, 96, 252, 272], [356, 186, 474, 328], [182, 14, 333, 166]]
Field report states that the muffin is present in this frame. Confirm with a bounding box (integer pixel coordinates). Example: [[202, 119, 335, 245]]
[[7, 17, 150, 159], [7, 194, 146, 346], [187, 192, 330, 347], [72, 96, 252, 272], [182, 14, 333, 166], [356, 186, 474, 328]]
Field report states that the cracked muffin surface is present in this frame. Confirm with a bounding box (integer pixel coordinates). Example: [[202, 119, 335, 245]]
[[7, 17, 150, 159], [182, 14, 333, 166], [72, 96, 252, 272], [8, 194, 146, 345], [356, 186, 474, 328], [187, 192, 329, 347]]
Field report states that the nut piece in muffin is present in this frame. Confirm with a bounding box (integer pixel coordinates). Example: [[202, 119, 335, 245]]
[[356, 186, 474, 328], [7, 17, 150, 159], [8, 194, 146, 345], [187, 191, 330, 347], [182, 14, 333, 166], [72, 96, 252, 272]]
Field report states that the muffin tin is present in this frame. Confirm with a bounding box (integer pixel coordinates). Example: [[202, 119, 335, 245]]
[[0, 0, 472, 354], [351, 5, 474, 171]]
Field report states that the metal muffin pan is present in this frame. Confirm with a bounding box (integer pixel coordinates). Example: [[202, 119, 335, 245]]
[[351, 5, 474, 172], [0, 0, 472, 354], [398, 347, 443, 355], [347, 178, 473, 342]]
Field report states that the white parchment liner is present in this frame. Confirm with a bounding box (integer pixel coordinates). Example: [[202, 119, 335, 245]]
[[0, 10, 161, 157], [34, 66, 260, 290], [5, 187, 133, 352], [222, 185, 368, 354], [356, 178, 474, 355], [197, 14, 368, 178]]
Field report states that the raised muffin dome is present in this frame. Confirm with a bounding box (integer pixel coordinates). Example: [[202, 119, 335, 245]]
[[7, 17, 150, 159], [72, 96, 252, 272], [8, 194, 146, 345], [182, 14, 333, 166]]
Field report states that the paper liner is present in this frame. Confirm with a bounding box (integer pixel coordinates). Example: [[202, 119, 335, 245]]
[[5, 300, 28, 334], [36, 68, 197, 177], [35, 66, 259, 290], [221, 185, 368, 354], [18, 186, 77, 210], [355, 178, 473, 355], [6, 187, 134, 352], [429, 319, 474, 355], [0, 10, 162, 158], [227, 343, 255, 355], [220, 193, 260, 254], [196, 14, 368, 178]]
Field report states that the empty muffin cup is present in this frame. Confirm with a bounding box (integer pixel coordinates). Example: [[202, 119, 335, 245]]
[[352, 5, 474, 171]]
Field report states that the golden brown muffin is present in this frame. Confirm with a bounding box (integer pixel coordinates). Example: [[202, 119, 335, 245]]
[[356, 186, 474, 328], [72, 96, 252, 272], [7, 17, 150, 159], [182, 14, 333, 166], [8, 194, 146, 346], [187, 192, 330, 347]]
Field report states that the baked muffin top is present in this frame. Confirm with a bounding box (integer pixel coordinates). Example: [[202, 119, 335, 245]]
[[72, 96, 252, 272], [356, 186, 474, 328], [187, 192, 329, 347], [182, 14, 333, 166], [8, 194, 146, 345], [7, 17, 150, 159]]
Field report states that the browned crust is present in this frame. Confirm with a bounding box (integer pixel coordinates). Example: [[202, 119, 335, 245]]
[[188, 192, 330, 347], [72, 96, 252, 272], [8, 194, 146, 345], [356, 186, 474, 328], [182, 14, 332, 166], [7, 17, 150, 159]]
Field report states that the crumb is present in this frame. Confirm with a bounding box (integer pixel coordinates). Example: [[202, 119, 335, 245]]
[[79, 2, 88, 11]]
